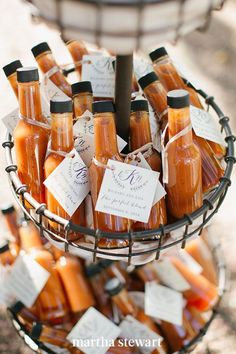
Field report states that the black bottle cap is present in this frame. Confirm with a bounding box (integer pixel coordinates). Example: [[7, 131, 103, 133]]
[[31, 322, 43, 340], [104, 278, 124, 297], [167, 89, 190, 109], [149, 47, 168, 63], [17, 67, 39, 83], [1, 204, 15, 215], [85, 263, 102, 278], [31, 42, 51, 58], [10, 301, 24, 315], [3, 60, 23, 78], [72, 81, 93, 96], [50, 96, 73, 113], [138, 72, 159, 91], [99, 259, 114, 269], [92, 101, 115, 114], [0, 242, 10, 254], [131, 99, 149, 112]]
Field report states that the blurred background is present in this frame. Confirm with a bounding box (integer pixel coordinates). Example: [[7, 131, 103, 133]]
[[0, 0, 235, 353]]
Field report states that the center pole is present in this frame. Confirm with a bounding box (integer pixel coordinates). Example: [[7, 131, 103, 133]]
[[114, 54, 133, 152]]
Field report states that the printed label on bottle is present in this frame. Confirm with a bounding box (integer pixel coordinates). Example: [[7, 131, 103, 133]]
[[190, 105, 226, 146], [145, 282, 183, 326], [82, 55, 115, 98], [74, 110, 127, 166], [2, 108, 19, 135], [178, 249, 203, 274], [133, 56, 153, 81], [129, 152, 166, 206], [44, 148, 90, 216], [95, 159, 159, 223], [119, 315, 164, 354], [152, 258, 191, 292], [67, 307, 121, 354], [5, 254, 50, 308]]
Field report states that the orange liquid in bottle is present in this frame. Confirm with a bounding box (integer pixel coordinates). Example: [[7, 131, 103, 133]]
[[3, 59, 23, 98], [32, 42, 72, 97], [19, 220, 69, 325], [89, 101, 129, 249], [150, 47, 225, 159], [166, 90, 202, 219], [14, 67, 49, 206], [130, 100, 167, 230], [72, 81, 93, 120], [0, 243, 17, 266], [66, 40, 89, 78], [44, 96, 85, 241]]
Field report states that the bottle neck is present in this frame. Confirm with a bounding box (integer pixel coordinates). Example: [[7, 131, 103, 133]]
[[19, 223, 43, 251], [168, 106, 192, 146], [94, 112, 119, 158], [36, 51, 56, 72], [112, 288, 137, 317], [73, 92, 93, 118], [153, 55, 185, 91], [8, 72, 18, 98], [18, 81, 43, 121], [130, 111, 152, 150], [51, 113, 74, 152]]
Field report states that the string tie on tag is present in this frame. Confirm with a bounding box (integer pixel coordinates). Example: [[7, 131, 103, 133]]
[[19, 114, 51, 130], [161, 123, 192, 184], [125, 143, 154, 163], [48, 148, 75, 159], [92, 158, 115, 170]]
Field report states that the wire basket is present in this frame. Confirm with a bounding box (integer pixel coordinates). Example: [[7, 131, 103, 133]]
[[7, 239, 227, 354]]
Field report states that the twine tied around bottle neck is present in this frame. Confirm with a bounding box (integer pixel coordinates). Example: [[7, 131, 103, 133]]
[[125, 142, 154, 163], [161, 123, 192, 184], [48, 147, 75, 159], [92, 157, 116, 170], [20, 114, 51, 130]]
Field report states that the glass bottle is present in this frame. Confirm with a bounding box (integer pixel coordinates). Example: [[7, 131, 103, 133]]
[[1, 204, 20, 247], [66, 39, 89, 78], [89, 101, 129, 249], [85, 262, 114, 320], [13, 67, 49, 206], [72, 81, 93, 120], [105, 278, 168, 354], [31, 322, 83, 354], [130, 99, 167, 230], [170, 256, 218, 312], [138, 72, 168, 131], [56, 255, 95, 321], [10, 301, 37, 332], [3, 59, 22, 97], [149, 47, 225, 159], [31, 42, 72, 97], [44, 96, 86, 240], [166, 90, 202, 219], [19, 220, 69, 325], [0, 242, 17, 266]]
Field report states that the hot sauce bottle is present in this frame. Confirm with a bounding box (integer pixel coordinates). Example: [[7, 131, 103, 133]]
[[44, 96, 86, 240], [55, 255, 95, 321], [72, 81, 93, 120], [166, 90, 202, 219], [1, 204, 20, 247], [31, 322, 83, 354], [130, 99, 167, 231], [89, 101, 129, 249], [149, 47, 225, 159], [105, 278, 168, 354], [85, 262, 114, 320], [3, 59, 23, 97], [66, 39, 89, 78], [10, 301, 37, 332], [13, 67, 49, 206], [138, 72, 168, 131], [31, 42, 72, 97], [19, 220, 69, 325]]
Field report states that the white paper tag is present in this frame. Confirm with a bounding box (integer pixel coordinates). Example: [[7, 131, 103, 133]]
[[43, 78, 70, 101], [178, 249, 203, 274], [44, 148, 90, 217], [5, 254, 50, 308], [67, 307, 121, 354], [74, 110, 127, 166], [120, 315, 163, 354], [130, 153, 166, 207], [190, 105, 225, 146], [133, 56, 153, 81], [152, 259, 190, 292], [95, 160, 159, 223], [145, 282, 183, 326], [128, 291, 145, 310], [0, 267, 16, 306], [82, 55, 115, 98], [174, 61, 201, 90], [2, 108, 19, 134]]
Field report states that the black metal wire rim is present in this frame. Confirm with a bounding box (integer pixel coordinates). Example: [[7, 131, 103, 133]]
[[6, 240, 227, 354]]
